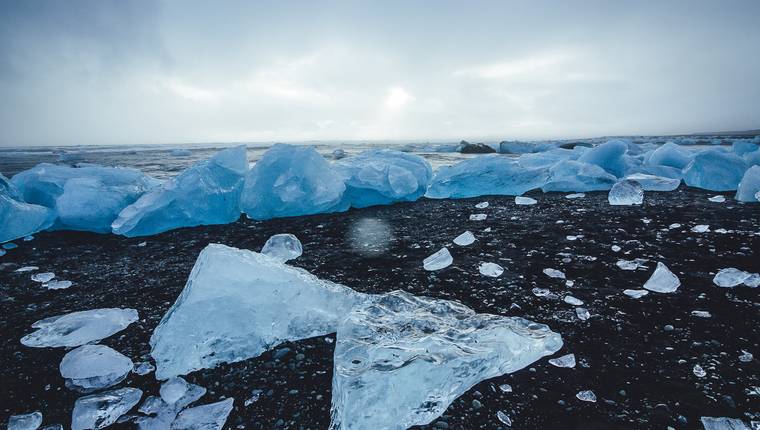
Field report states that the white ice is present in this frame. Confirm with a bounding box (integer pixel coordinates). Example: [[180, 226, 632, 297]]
[[643, 262, 680, 293], [515, 196, 537, 205], [171, 398, 234, 430], [60, 345, 133, 392], [7, 412, 42, 430], [423, 248, 453, 271], [71, 387, 142, 430], [608, 180, 643, 206], [548, 353, 576, 368], [453, 231, 476, 246], [478, 262, 504, 277], [21, 308, 138, 348], [543, 268, 566, 279]]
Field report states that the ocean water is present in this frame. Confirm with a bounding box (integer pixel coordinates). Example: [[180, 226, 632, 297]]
[[0, 142, 482, 179]]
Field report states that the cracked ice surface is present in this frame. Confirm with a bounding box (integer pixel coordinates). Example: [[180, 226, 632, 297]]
[[150, 244, 368, 379], [21, 308, 138, 348], [329, 290, 562, 430]]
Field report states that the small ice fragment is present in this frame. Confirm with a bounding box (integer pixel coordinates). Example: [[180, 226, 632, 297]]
[[0, 249, 5, 257], [31, 272, 55, 283], [745, 273, 760, 288], [548, 353, 576, 368], [616, 260, 639, 271], [713, 268, 751, 288], [23, 235, 34, 241], [260, 234, 303, 262], [496, 411, 512, 426], [693, 364, 706, 377], [576, 390, 597, 402], [669, 223, 681, 229], [3, 242, 18, 250], [608, 180, 643, 206], [611, 245, 621, 252], [71, 387, 142, 430], [475, 201, 489, 209], [15, 266, 39, 273], [566, 235, 578, 241], [700, 417, 750, 430], [160, 377, 189, 405], [469, 213, 487, 221], [564, 296, 583, 306], [575, 307, 590, 321], [499, 384, 513, 393], [45, 280, 73, 290], [60, 345, 133, 392], [623, 289, 649, 298], [708, 195, 726, 203], [691, 310, 712, 318], [40, 425, 63, 430], [133, 362, 155, 375], [691, 224, 710, 233], [515, 196, 537, 205], [171, 398, 234, 430], [7, 412, 42, 430], [423, 248, 453, 271], [137, 241, 147, 247], [739, 350, 753, 363], [565, 280, 574, 287], [21, 308, 138, 348], [543, 268, 565, 279], [244, 389, 264, 406], [479, 262, 504, 278], [643, 262, 680, 293], [453, 231, 476, 246], [565, 193, 585, 199], [531, 288, 552, 297]]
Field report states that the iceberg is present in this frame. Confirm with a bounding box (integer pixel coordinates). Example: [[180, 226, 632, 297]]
[[60, 345, 134, 392], [643, 262, 680, 293], [329, 291, 562, 430], [260, 234, 303, 262], [112, 146, 247, 237], [732, 141, 759, 156], [11, 163, 158, 233], [150, 244, 367, 379], [646, 142, 693, 170], [426, 155, 547, 199], [7, 412, 43, 430], [608, 180, 643, 205], [71, 388, 142, 430], [335, 150, 432, 208], [21, 308, 138, 348], [735, 165, 760, 202], [577, 139, 629, 177], [0, 192, 54, 244], [240, 144, 346, 220], [541, 160, 617, 192], [625, 173, 680, 191], [683, 149, 748, 191], [171, 398, 234, 430]]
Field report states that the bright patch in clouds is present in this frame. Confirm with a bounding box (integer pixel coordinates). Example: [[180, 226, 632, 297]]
[[384, 87, 414, 110]]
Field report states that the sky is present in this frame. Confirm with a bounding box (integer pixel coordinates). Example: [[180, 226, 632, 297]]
[[1, 0, 759, 147]]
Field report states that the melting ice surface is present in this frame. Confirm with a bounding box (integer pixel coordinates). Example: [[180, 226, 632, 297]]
[[643, 262, 680, 293], [136, 378, 207, 430], [260, 234, 303, 262], [423, 248, 453, 271], [735, 165, 760, 202], [548, 353, 576, 368], [515, 196, 537, 205], [683, 149, 747, 191], [0, 191, 54, 243], [624, 173, 680, 191], [713, 268, 757, 288], [329, 291, 562, 430], [150, 244, 367, 379], [608, 180, 643, 206], [60, 345, 133, 392], [71, 387, 142, 430], [453, 231, 476, 246], [171, 398, 234, 430], [478, 262, 504, 277], [7, 412, 43, 430], [21, 308, 138, 348]]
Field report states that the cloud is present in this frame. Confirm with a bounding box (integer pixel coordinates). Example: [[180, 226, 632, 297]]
[[384, 87, 414, 110]]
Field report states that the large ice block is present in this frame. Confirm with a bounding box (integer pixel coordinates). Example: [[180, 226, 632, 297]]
[[735, 165, 760, 202], [11, 163, 158, 233], [577, 139, 629, 177], [625, 173, 680, 191], [240, 144, 347, 220], [150, 244, 369, 379], [683, 149, 748, 191], [0, 193, 54, 244], [329, 291, 562, 430], [112, 146, 248, 237], [646, 142, 693, 170], [426, 155, 547, 199], [541, 160, 617, 192], [335, 150, 432, 208]]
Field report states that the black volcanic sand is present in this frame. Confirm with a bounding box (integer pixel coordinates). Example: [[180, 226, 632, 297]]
[[1, 188, 759, 430]]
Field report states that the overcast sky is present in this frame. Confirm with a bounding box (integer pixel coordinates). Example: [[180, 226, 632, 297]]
[[1, 0, 759, 146]]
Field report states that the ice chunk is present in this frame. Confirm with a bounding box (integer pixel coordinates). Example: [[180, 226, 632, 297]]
[[160, 377, 189, 405], [426, 155, 547, 199], [60, 345, 134, 392], [563, 295, 583, 306], [15, 266, 39, 272], [616, 260, 639, 271], [700, 417, 750, 430], [135, 383, 206, 430], [757, 190, 760, 202], [576, 390, 597, 402], [575, 307, 590, 321], [1, 172, 22, 200], [71, 387, 142, 430], [693, 364, 706, 377], [31, 272, 55, 283], [543, 268, 565, 279], [150, 244, 367, 379], [709, 195, 726, 203], [713, 268, 752, 288], [683, 149, 748, 191], [0, 193, 54, 243], [112, 146, 248, 237], [646, 142, 693, 170], [7, 412, 42, 430], [475, 201, 489, 209], [623, 289, 649, 298], [496, 411, 512, 426], [692, 310, 711, 318], [260, 234, 303, 262], [608, 180, 643, 206], [240, 144, 346, 220], [733, 141, 759, 156], [44, 280, 73, 290], [329, 291, 562, 430], [643, 262, 680, 293], [21, 308, 138, 348], [736, 165, 760, 202], [541, 160, 617, 192], [469, 213, 487, 221], [611, 245, 621, 252], [133, 362, 155, 376], [565, 193, 585, 199], [515, 196, 537, 205], [335, 150, 432, 208], [171, 398, 233, 430], [479, 262, 504, 277], [12, 163, 158, 233], [577, 139, 629, 177], [453, 231, 476, 246], [423, 247, 453, 271], [548, 353, 576, 368], [692, 224, 710, 233], [739, 351, 753, 363], [625, 173, 680, 191]]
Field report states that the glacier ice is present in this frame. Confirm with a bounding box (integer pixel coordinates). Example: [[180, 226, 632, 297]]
[[709, 195, 726, 203], [543, 268, 565, 279], [575, 307, 590, 321], [60, 345, 133, 392], [335, 150, 432, 208], [541, 160, 617, 192], [646, 142, 693, 170], [171, 398, 233, 430], [423, 247, 453, 271], [453, 231, 476, 246], [563, 295, 583, 306], [713, 268, 753, 288], [623, 289, 649, 298], [577, 139, 629, 177], [11, 163, 158, 233], [44, 280, 73, 290], [133, 362, 155, 376], [548, 353, 576, 368], [31, 272, 55, 283], [732, 141, 759, 156], [260, 233, 303, 262], [478, 262, 504, 277], [71, 387, 142, 430], [625, 173, 680, 191], [475, 201, 489, 209], [0, 192, 54, 244], [426, 155, 547, 199], [700, 417, 750, 430], [608, 180, 643, 206], [160, 377, 189, 405], [692, 224, 710, 233], [683, 149, 748, 191], [616, 259, 639, 271], [736, 165, 760, 202], [565, 193, 585, 199], [7, 412, 43, 430], [643, 262, 680, 293], [576, 390, 597, 402], [496, 411, 512, 426], [329, 290, 562, 430], [150, 244, 367, 379], [21, 308, 138, 348], [112, 146, 248, 237], [240, 144, 346, 220], [136, 382, 206, 430], [469, 213, 487, 221], [515, 196, 537, 205]]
